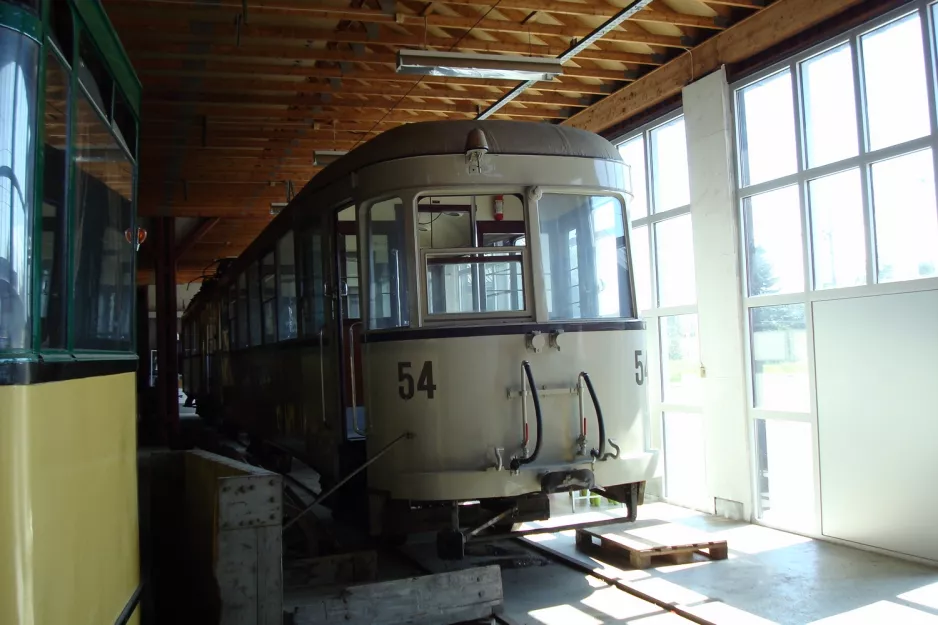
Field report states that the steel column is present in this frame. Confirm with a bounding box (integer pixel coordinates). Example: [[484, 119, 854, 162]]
[[154, 216, 179, 441]]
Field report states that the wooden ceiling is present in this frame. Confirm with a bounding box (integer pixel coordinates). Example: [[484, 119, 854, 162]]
[[105, 0, 769, 284]]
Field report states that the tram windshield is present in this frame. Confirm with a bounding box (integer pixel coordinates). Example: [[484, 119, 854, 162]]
[[538, 194, 633, 320]]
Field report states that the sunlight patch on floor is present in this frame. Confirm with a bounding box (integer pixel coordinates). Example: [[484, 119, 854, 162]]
[[688, 601, 780, 624], [628, 576, 710, 605], [528, 604, 603, 625], [707, 523, 811, 555], [580, 586, 664, 621], [900, 581, 938, 611], [809, 600, 938, 624]]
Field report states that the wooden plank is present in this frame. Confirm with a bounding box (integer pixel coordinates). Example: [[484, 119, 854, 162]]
[[284, 551, 378, 589], [563, 0, 869, 133], [216, 528, 259, 625], [257, 526, 283, 625], [290, 565, 503, 625]]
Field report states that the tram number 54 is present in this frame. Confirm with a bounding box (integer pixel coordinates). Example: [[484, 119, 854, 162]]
[[398, 361, 437, 400]]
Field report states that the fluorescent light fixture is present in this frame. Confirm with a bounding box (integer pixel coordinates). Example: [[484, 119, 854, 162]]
[[397, 49, 563, 81], [270, 202, 288, 215], [313, 150, 348, 167]]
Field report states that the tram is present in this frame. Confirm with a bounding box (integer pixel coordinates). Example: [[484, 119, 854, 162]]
[[0, 1, 141, 623], [183, 120, 659, 554]]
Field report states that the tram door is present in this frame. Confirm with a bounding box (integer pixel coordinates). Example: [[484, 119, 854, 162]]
[[333, 206, 366, 442]]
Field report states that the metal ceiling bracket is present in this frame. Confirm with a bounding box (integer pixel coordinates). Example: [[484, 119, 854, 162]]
[[242, 0, 248, 23], [329, 77, 342, 90], [364, 22, 379, 40], [477, 0, 655, 120], [351, 43, 366, 56], [378, 0, 396, 16], [339, 62, 352, 74]]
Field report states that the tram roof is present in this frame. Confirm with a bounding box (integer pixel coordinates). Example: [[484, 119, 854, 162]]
[[297, 120, 622, 199]]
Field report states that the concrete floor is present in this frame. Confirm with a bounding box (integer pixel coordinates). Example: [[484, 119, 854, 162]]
[[504, 500, 938, 625]]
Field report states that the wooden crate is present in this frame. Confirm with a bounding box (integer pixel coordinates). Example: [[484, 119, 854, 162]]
[[288, 565, 503, 625], [576, 527, 728, 570]]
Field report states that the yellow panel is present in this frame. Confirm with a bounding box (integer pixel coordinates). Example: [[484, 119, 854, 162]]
[[0, 373, 140, 625]]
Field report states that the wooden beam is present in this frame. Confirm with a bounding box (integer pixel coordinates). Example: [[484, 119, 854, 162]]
[[133, 60, 617, 95], [563, 0, 866, 133], [145, 92, 572, 117], [127, 45, 634, 82], [113, 18, 665, 65], [176, 217, 221, 259], [108, 1, 691, 48], [138, 77, 596, 107]]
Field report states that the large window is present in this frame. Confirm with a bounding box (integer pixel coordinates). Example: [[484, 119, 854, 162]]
[[277, 232, 297, 340], [537, 194, 631, 320], [733, 3, 938, 530], [617, 113, 705, 510], [40, 49, 68, 349], [0, 28, 37, 351], [72, 93, 134, 351]]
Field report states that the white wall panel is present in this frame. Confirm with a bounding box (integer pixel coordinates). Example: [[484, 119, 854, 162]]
[[814, 289, 938, 561]]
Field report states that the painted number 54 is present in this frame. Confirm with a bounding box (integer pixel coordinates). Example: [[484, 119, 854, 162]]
[[398, 361, 436, 400]]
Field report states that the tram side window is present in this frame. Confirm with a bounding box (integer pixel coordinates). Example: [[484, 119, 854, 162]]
[[40, 50, 69, 349], [227, 284, 237, 348], [236, 273, 249, 349], [367, 198, 408, 329], [248, 260, 262, 345], [537, 194, 633, 321], [298, 226, 325, 335], [337, 206, 360, 320], [220, 293, 230, 350], [261, 252, 276, 343], [277, 232, 297, 340], [72, 94, 134, 351], [419, 195, 526, 316]]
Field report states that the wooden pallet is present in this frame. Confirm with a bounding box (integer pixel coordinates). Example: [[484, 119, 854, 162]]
[[576, 527, 728, 570]]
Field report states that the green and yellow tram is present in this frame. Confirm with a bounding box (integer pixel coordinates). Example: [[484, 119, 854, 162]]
[[0, 1, 141, 624]]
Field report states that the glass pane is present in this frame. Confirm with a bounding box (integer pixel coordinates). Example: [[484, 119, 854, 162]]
[[427, 252, 524, 314], [664, 412, 707, 507], [650, 117, 690, 212], [368, 198, 409, 329], [248, 261, 261, 345], [0, 31, 37, 350], [737, 70, 798, 187], [871, 149, 938, 283], [744, 186, 804, 296], [802, 44, 858, 168], [539, 194, 632, 320], [72, 94, 134, 350], [755, 419, 815, 529], [862, 14, 930, 151], [660, 314, 701, 405], [236, 273, 248, 349], [631, 225, 651, 313], [78, 34, 113, 117], [40, 50, 68, 349], [655, 214, 696, 307], [809, 169, 866, 290], [278, 233, 297, 340], [750, 304, 809, 412], [618, 136, 647, 220], [299, 228, 324, 336], [342, 234, 360, 319], [261, 252, 276, 343], [227, 285, 237, 349]]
